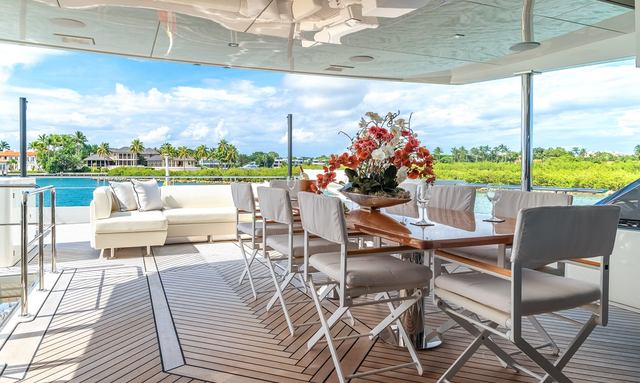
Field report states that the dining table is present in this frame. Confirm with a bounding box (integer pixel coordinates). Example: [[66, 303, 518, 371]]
[[346, 204, 516, 350]]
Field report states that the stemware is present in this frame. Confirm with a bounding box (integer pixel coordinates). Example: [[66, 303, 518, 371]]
[[411, 181, 434, 226], [483, 184, 505, 222], [286, 176, 298, 198]]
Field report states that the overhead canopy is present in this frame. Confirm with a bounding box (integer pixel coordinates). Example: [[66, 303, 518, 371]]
[[0, 0, 636, 84]]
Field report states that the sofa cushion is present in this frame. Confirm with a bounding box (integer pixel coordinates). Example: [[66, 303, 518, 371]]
[[161, 185, 234, 209], [163, 208, 236, 225], [109, 181, 138, 211], [132, 179, 163, 212], [94, 210, 168, 234]]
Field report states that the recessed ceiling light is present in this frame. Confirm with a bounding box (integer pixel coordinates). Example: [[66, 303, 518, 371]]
[[454, 33, 465, 38], [54, 33, 94, 45], [49, 18, 86, 28], [349, 55, 374, 63], [510, 41, 541, 52], [228, 42, 239, 48]]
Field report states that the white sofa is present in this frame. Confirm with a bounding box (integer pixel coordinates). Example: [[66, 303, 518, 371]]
[[90, 184, 238, 256]]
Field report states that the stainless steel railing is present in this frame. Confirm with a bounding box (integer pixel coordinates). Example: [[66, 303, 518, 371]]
[[18, 185, 57, 317]]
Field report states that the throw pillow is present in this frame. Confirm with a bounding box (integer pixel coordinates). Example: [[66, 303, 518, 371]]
[[132, 179, 163, 211], [109, 181, 138, 211]]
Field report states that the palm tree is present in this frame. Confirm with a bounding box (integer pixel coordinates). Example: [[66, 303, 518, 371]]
[[177, 146, 191, 170], [96, 142, 111, 168], [129, 138, 144, 166], [0, 141, 9, 151], [159, 143, 175, 157], [72, 131, 87, 156], [634, 144, 640, 158], [193, 144, 208, 166], [30, 134, 49, 152], [215, 139, 230, 163], [225, 144, 239, 166]]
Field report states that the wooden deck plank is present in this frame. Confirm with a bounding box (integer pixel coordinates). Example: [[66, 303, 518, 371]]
[[7, 240, 640, 383]]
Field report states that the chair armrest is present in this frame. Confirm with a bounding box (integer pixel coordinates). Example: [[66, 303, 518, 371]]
[[435, 250, 512, 280], [566, 258, 601, 269], [347, 245, 415, 257]]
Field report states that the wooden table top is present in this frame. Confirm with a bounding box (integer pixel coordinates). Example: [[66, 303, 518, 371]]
[[347, 207, 516, 250]]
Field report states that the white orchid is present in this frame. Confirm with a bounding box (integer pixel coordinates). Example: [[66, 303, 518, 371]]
[[371, 148, 386, 161]]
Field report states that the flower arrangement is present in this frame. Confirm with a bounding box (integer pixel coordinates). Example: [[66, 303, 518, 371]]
[[313, 111, 435, 196]]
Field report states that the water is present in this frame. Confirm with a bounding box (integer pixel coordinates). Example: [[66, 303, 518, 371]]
[[36, 177, 103, 207], [35, 177, 605, 208]]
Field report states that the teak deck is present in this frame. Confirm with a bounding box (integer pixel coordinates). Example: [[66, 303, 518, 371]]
[[5, 240, 640, 383]]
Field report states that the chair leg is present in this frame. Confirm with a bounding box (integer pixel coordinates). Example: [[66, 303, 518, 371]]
[[265, 255, 295, 336], [539, 315, 597, 383], [437, 301, 519, 382], [307, 304, 349, 350], [297, 272, 307, 293], [528, 316, 560, 356], [516, 338, 572, 383], [307, 278, 347, 383], [266, 272, 296, 312], [238, 238, 257, 300], [380, 292, 423, 376], [238, 241, 259, 285]]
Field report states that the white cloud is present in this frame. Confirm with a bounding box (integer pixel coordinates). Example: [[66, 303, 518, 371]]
[[1, 42, 640, 156], [139, 126, 171, 144], [214, 119, 228, 140], [180, 122, 210, 140], [279, 128, 315, 144]]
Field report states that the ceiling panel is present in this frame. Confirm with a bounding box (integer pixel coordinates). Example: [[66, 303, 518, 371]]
[[0, 0, 634, 84]]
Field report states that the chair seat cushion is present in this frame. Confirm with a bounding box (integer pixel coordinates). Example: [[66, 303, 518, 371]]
[[266, 234, 352, 258], [310, 252, 432, 292], [435, 270, 600, 316], [237, 221, 300, 237], [443, 245, 511, 265], [163, 207, 236, 225], [95, 210, 167, 234]]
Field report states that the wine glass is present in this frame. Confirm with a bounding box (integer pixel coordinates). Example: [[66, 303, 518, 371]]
[[484, 184, 505, 222], [286, 176, 298, 199], [412, 181, 434, 226]]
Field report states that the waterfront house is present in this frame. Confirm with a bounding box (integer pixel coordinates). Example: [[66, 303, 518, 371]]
[[0, 150, 38, 172], [146, 154, 198, 169]]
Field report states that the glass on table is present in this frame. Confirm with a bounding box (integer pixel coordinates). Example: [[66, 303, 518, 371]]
[[286, 176, 298, 198], [483, 184, 505, 223], [411, 181, 434, 226]]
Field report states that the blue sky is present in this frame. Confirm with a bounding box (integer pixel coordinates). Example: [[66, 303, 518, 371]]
[[0, 42, 639, 157]]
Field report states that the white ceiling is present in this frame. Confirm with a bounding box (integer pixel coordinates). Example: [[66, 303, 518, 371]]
[[0, 0, 635, 84]]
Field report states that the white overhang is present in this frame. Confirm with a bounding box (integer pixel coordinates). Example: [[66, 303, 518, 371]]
[[0, 0, 636, 84]]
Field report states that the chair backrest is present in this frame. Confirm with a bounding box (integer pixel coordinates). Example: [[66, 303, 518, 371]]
[[494, 190, 572, 219], [429, 185, 476, 212], [511, 205, 620, 269], [230, 182, 256, 213], [257, 186, 293, 225], [270, 179, 299, 198], [298, 192, 348, 245]]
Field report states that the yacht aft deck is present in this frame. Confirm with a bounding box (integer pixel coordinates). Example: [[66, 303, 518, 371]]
[[0, 223, 638, 383]]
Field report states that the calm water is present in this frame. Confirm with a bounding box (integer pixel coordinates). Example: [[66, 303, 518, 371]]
[[36, 177, 604, 211]]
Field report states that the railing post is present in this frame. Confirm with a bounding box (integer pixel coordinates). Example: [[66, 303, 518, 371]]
[[51, 189, 57, 273], [20, 193, 29, 317], [38, 193, 44, 291]]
